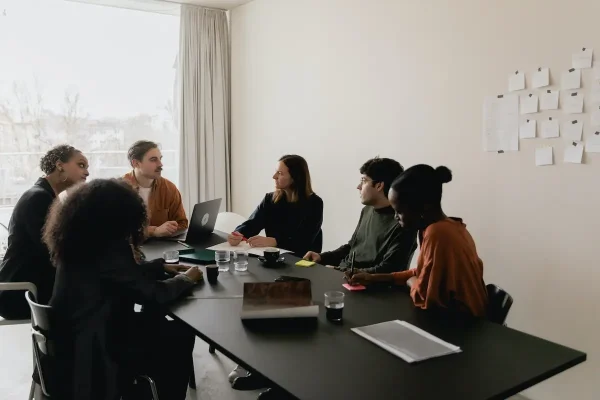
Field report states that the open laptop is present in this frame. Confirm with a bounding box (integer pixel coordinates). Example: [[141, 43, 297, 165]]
[[164, 198, 222, 243]]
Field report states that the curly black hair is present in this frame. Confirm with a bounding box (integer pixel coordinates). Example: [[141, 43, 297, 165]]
[[43, 178, 148, 266], [39, 145, 80, 175], [360, 157, 404, 196]]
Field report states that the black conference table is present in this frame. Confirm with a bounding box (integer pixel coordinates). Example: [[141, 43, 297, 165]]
[[142, 233, 586, 400]]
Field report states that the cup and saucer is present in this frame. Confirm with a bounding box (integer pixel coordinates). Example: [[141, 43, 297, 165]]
[[258, 248, 285, 268]]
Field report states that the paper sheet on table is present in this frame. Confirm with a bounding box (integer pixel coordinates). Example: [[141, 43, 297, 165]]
[[207, 242, 292, 257], [532, 68, 549, 88], [535, 147, 553, 166], [562, 120, 583, 141], [562, 69, 581, 90], [541, 118, 559, 138], [519, 119, 536, 139], [591, 106, 600, 126], [508, 71, 525, 92], [482, 95, 519, 152], [585, 134, 600, 153], [591, 81, 600, 103], [564, 141, 584, 164], [563, 91, 584, 114], [540, 90, 559, 110], [572, 47, 593, 69], [520, 94, 538, 114]]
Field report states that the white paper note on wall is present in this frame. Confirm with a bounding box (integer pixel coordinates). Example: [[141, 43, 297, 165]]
[[509, 71, 525, 92], [563, 91, 584, 113], [483, 95, 519, 152], [519, 119, 536, 139], [564, 141, 584, 163], [532, 67, 549, 88], [562, 69, 581, 90], [591, 106, 600, 126], [541, 117, 559, 138], [562, 119, 583, 141], [585, 133, 600, 153], [540, 90, 559, 110], [520, 94, 538, 114], [591, 81, 600, 103], [594, 66, 600, 80], [535, 147, 553, 166], [572, 47, 593, 69]]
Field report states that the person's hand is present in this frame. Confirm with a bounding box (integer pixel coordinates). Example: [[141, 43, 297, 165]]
[[164, 263, 190, 274], [303, 251, 321, 263], [154, 221, 179, 237], [228, 232, 244, 246], [247, 236, 277, 248], [349, 272, 372, 286], [184, 266, 203, 283]]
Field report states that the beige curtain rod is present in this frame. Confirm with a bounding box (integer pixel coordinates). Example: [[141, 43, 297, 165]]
[[151, 0, 228, 12]]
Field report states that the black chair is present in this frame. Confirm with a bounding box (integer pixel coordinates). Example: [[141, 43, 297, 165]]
[[25, 291, 160, 400], [486, 284, 513, 325]]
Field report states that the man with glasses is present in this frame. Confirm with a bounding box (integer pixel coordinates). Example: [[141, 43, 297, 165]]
[[304, 157, 417, 274]]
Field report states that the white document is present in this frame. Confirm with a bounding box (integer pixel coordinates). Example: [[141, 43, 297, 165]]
[[540, 90, 559, 110], [563, 91, 584, 113], [591, 106, 600, 126], [585, 133, 600, 153], [572, 47, 593, 69], [520, 94, 538, 114], [591, 81, 600, 103], [561, 69, 581, 90], [541, 117, 559, 138], [508, 71, 525, 92], [564, 141, 584, 163], [562, 119, 583, 141], [207, 242, 292, 257], [532, 67, 550, 88], [519, 119, 536, 139], [535, 147, 553, 166], [482, 95, 519, 152]]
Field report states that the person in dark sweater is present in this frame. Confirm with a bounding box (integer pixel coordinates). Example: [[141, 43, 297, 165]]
[[0, 145, 89, 319], [304, 157, 417, 274], [228, 154, 323, 256]]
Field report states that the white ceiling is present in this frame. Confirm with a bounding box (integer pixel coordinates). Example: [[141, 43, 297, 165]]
[[171, 0, 253, 9], [69, 0, 254, 11]]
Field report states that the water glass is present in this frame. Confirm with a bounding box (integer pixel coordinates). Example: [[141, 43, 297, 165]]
[[163, 250, 179, 264], [324, 291, 345, 322], [234, 250, 249, 272], [215, 250, 231, 272]]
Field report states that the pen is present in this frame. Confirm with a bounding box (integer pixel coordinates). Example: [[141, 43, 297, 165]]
[[177, 241, 192, 249], [350, 251, 355, 277], [232, 232, 248, 241]]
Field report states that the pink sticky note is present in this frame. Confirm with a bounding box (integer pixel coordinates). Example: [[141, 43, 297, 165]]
[[343, 283, 366, 291]]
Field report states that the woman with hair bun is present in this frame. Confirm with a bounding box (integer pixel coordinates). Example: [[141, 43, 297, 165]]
[[347, 164, 488, 317], [0, 144, 89, 319]]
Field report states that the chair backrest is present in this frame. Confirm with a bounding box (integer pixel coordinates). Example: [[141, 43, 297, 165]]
[[486, 284, 513, 325], [25, 291, 55, 397], [215, 212, 246, 234]]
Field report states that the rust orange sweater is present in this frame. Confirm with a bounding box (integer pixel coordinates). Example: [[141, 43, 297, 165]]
[[392, 218, 487, 317]]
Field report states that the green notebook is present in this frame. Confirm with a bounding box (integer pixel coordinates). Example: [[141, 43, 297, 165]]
[[179, 248, 216, 264]]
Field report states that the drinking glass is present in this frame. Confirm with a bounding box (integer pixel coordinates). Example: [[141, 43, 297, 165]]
[[215, 250, 231, 272], [234, 250, 249, 272], [324, 291, 345, 322], [163, 250, 179, 264]]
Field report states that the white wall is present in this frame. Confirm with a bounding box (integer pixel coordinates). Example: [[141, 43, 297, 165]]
[[230, 1, 598, 398]]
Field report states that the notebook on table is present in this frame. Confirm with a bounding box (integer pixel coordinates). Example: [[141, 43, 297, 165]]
[[240, 281, 318, 320], [178, 248, 216, 264]]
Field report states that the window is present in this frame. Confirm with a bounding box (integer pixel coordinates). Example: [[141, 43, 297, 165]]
[[0, 0, 180, 226]]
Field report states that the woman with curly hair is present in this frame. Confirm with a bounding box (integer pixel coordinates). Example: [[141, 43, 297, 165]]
[[0, 144, 89, 319], [45, 178, 203, 400]]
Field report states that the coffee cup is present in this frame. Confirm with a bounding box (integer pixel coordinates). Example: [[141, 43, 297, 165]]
[[206, 264, 219, 283], [263, 248, 280, 264]]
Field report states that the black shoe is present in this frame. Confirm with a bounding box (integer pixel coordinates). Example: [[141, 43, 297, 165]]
[[257, 388, 293, 399], [231, 373, 269, 390]]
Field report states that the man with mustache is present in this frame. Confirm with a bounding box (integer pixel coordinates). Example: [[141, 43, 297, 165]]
[[123, 140, 188, 238]]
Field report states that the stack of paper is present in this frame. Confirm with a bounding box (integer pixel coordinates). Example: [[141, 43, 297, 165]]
[[240, 281, 318, 319], [352, 320, 461, 363], [207, 242, 291, 257]]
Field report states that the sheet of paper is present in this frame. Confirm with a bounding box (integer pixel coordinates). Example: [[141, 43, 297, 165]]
[[541, 117, 559, 138], [207, 242, 292, 257], [564, 141, 584, 163], [519, 119, 536, 139], [572, 47, 593, 69], [562, 119, 583, 141], [535, 147, 553, 166], [561, 69, 581, 90], [563, 91, 584, 113], [591, 81, 600, 103], [540, 90, 559, 110], [520, 93, 538, 114], [585, 133, 600, 153], [508, 71, 525, 92], [594, 66, 600, 80], [482, 95, 519, 152], [532, 67, 549, 88], [591, 106, 600, 126]]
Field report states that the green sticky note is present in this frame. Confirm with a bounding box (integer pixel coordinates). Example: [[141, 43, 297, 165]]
[[295, 260, 315, 267]]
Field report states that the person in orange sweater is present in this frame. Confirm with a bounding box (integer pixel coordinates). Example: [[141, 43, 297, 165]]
[[347, 164, 488, 317], [123, 140, 188, 238]]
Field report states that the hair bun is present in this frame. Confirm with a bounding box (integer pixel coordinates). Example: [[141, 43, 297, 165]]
[[435, 166, 452, 184]]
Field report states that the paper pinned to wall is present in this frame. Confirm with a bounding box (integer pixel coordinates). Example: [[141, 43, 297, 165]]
[[561, 68, 581, 90], [591, 81, 600, 103], [508, 71, 525, 92], [572, 47, 593, 69], [519, 119, 536, 139], [564, 141, 584, 163], [540, 89, 559, 110], [562, 119, 583, 141], [532, 67, 550, 88], [562, 91, 584, 113], [535, 146, 553, 166], [594, 66, 600, 81], [585, 132, 600, 153], [482, 95, 519, 152], [520, 93, 538, 114], [591, 105, 600, 126], [541, 117, 560, 138]]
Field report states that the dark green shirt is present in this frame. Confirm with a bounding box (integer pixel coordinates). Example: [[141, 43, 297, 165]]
[[319, 206, 417, 273]]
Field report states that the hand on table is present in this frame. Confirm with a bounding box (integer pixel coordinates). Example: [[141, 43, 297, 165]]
[[247, 235, 277, 248], [346, 272, 372, 286], [154, 221, 179, 237], [227, 232, 244, 246], [184, 266, 203, 283], [303, 251, 321, 263], [163, 263, 190, 274]]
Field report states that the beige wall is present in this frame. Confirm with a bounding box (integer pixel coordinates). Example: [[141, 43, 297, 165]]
[[230, 1, 598, 398]]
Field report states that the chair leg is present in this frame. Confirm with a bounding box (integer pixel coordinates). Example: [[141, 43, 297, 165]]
[[189, 356, 196, 389], [208, 344, 216, 354], [28, 381, 35, 400], [136, 375, 160, 400]]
